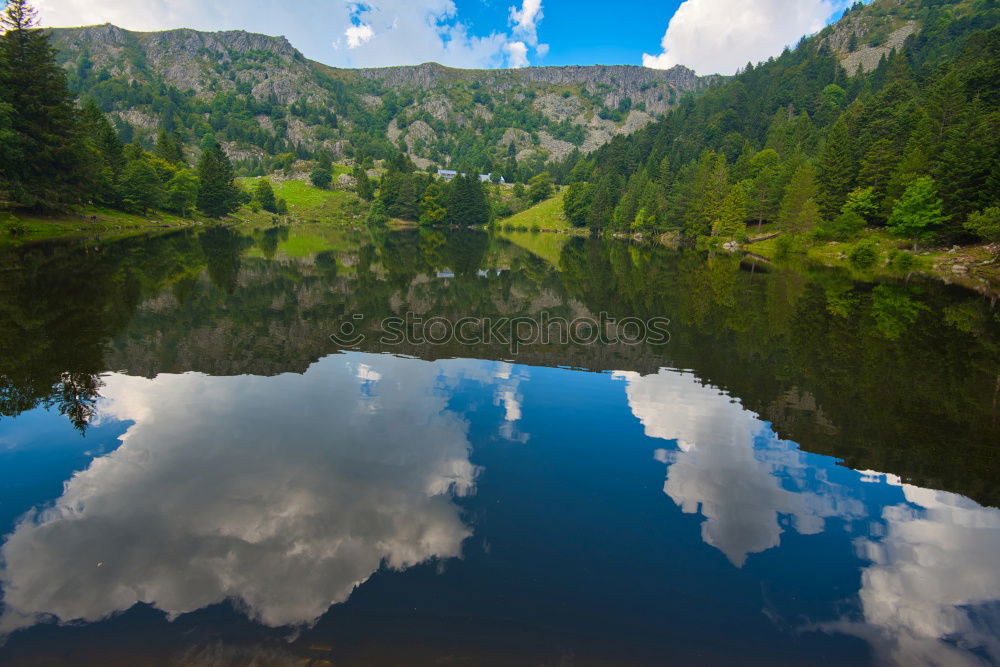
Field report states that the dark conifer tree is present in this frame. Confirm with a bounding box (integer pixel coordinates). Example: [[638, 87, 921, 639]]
[[0, 0, 91, 208], [196, 138, 240, 218], [154, 129, 185, 165], [80, 99, 124, 207], [816, 116, 855, 218]]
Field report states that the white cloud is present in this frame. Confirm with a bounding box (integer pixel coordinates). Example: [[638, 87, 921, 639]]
[[34, 0, 545, 69], [343, 22, 374, 48], [330, 0, 517, 68], [509, 0, 543, 47], [504, 40, 530, 68], [643, 0, 846, 75]]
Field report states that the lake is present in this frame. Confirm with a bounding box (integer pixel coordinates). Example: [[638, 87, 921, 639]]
[[0, 225, 998, 666]]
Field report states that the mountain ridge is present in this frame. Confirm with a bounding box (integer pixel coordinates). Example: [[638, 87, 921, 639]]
[[46, 23, 717, 175]]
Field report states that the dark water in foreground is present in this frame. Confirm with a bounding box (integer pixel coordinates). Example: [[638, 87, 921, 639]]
[[0, 225, 998, 666]]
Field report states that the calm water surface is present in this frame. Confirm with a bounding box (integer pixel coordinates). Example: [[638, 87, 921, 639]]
[[0, 226, 998, 666]]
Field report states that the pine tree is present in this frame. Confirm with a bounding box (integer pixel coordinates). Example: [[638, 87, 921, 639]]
[[683, 151, 729, 237], [779, 162, 820, 233], [196, 138, 240, 218], [563, 181, 596, 227], [888, 176, 948, 249], [253, 179, 277, 213], [366, 198, 388, 224], [586, 171, 624, 231], [353, 165, 373, 201], [154, 129, 185, 165], [796, 197, 822, 236], [816, 116, 855, 219], [712, 184, 748, 240], [120, 158, 163, 214], [746, 149, 782, 230], [935, 99, 993, 226], [446, 173, 489, 226], [857, 139, 899, 206], [0, 0, 91, 207], [79, 99, 124, 207]]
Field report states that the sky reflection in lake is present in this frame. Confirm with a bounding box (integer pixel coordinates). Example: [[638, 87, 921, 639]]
[[1, 354, 997, 664]]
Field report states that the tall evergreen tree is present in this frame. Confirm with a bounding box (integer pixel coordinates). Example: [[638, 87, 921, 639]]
[[0, 0, 91, 208], [446, 173, 489, 226], [120, 158, 163, 214], [816, 116, 855, 219], [586, 171, 624, 231], [563, 181, 596, 227], [779, 163, 819, 232], [154, 129, 185, 165], [196, 138, 240, 218], [712, 184, 748, 240], [253, 178, 277, 213], [935, 99, 995, 226], [353, 165, 374, 201], [746, 149, 783, 230], [79, 99, 124, 207], [682, 151, 729, 238]]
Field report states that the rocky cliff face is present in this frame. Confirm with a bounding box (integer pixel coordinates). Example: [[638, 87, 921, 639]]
[[50, 24, 319, 103], [336, 62, 716, 115], [48, 24, 718, 168]]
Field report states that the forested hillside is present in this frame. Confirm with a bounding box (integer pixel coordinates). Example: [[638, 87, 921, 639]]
[[46, 23, 712, 179], [562, 0, 1000, 251]]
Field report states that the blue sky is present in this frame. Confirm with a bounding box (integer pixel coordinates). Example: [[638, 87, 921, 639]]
[[33, 0, 854, 75]]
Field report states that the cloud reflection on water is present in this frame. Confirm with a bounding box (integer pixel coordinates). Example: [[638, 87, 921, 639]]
[[0, 354, 484, 634], [614, 367, 1000, 665]]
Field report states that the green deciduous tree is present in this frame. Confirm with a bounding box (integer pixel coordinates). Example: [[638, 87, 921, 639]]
[[527, 171, 554, 204], [310, 164, 332, 189], [165, 169, 198, 216], [419, 182, 447, 225], [964, 207, 1000, 255], [842, 186, 878, 222], [888, 176, 948, 248]]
